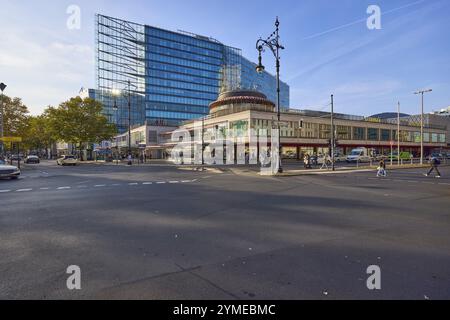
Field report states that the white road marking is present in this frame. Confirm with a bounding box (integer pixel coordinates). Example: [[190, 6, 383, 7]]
[[57, 187, 71, 190], [156, 182, 166, 184], [169, 181, 179, 184], [0, 190, 11, 193], [142, 182, 153, 185], [16, 189, 32, 192], [181, 180, 191, 183], [94, 185, 106, 187], [128, 183, 139, 186]]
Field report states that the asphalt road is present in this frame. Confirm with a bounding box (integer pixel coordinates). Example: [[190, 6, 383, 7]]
[[0, 161, 449, 300]]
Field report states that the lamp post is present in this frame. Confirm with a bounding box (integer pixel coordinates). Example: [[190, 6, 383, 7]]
[[0, 82, 6, 158], [127, 80, 132, 164], [112, 89, 120, 164], [414, 89, 432, 165], [256, 17, 285, 174]]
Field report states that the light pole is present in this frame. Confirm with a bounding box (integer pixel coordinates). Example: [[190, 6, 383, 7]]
[[414, 89, 432, 165], [256, 17, 285, 174], [397, 101, 401, 166], [331, 94, 335, 171], [0, 82, 6, 158], [127, 80, 132, 164], [112, 89, 120, 164]]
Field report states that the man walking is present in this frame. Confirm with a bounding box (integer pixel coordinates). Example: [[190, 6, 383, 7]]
[[424, 156, 441, 178]]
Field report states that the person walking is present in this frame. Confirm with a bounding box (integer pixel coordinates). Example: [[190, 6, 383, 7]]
[[304, 154, 310, 169], [424, 156, 441, 178], [377, 159, 387, 177]]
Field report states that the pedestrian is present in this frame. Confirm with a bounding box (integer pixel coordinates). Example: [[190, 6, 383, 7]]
[[127, 154, 132, 166], [304, 154, 311, 169], [377, 159, 387, 177], [424, 156, 441, 178]]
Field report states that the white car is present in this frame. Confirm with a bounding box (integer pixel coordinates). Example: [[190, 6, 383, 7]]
[[0, 159, 21, 179], [57, 155, 78, 166]]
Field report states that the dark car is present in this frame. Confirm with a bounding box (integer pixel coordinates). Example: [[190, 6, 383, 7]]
[[25, 155, 40, 164], [9, 154, 23, 161]]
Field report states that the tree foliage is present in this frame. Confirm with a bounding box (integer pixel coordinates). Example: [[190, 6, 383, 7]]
[[46, 96, 117, 149], [1, 95, 29, 137], [1, 95, 117, 154]]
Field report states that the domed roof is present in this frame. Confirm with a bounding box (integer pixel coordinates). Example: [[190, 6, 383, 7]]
[[209, 90, 275, 110]]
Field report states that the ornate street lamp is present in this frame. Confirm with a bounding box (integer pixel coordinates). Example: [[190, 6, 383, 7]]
[[256, 17, 285, 173]]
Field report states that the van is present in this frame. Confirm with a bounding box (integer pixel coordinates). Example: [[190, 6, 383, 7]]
[[346, 148, 372, 163]]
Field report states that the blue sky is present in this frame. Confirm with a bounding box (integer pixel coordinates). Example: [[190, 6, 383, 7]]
[[0, 0, 449, 116]]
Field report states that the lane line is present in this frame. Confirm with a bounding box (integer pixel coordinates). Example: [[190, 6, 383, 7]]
[[128, 183, 139, 186], [142, 182, 153, 185], [57, 187, 71, 190], [0, 190, 11, 193], [16, 189, 33, 192], [94, 185, 106, 187]]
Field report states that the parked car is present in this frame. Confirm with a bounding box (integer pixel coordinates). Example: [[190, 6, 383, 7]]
[[346, 148, 372, 163], [25, 155, 40, 164], [333, 153, 347, 162], [57, 155, 78, 166], [0, 159, 21, 179], [9, 154, 23, 161], [388, 152, 412, 161]]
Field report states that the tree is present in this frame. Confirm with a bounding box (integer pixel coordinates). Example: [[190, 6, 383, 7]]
[[1, 95, 29, 137], [22, 112, 57, 156], [47, 97, 117, 158]]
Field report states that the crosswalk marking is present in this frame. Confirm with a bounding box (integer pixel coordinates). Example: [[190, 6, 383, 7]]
[[1, 178, 204, 195]]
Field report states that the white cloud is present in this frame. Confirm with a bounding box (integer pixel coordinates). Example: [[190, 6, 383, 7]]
[[0, 29, 94, 115]]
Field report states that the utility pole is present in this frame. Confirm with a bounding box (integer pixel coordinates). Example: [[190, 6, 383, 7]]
[[331, 94, 335, 171], [397, 101, 401, 166], [414, 89, 432, 165]]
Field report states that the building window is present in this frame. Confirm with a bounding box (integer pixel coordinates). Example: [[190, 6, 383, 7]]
[[337, 126, 351, 140], [319, 124, 331, 139], [439, 134, 446, 143], [353, 127, 365, 140], [431, 133, 438, 143], [380, 129, 390, 141], [423, 133, 430, 143], [367, 128, 379, 141], [413, 132, 421, 143]]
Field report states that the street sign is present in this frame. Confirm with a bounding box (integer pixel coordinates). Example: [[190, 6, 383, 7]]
[[0, 137, 22, 143]]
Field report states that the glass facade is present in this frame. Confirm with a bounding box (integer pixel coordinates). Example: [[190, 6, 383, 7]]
[[95, 14, 290, 132]]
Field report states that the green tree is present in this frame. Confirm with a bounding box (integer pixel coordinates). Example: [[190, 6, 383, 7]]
[[1, 95, 29, 137], [47, 97, 117, 158], [22, 112, 57, 155]]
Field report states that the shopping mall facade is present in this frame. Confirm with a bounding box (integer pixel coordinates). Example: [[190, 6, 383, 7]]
[[113, 90, 449, 161]]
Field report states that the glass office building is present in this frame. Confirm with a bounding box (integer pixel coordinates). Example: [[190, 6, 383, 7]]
[[95, 14, 290, 132]]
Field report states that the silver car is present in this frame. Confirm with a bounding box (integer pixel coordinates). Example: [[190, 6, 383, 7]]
[[0, 159, 21, 179]]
